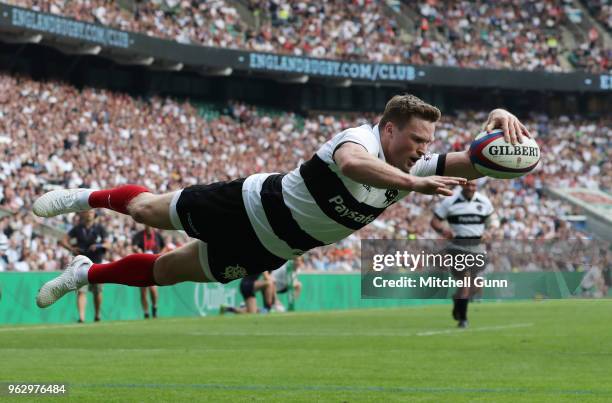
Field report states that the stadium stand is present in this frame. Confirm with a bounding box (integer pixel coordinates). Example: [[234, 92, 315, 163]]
[[0, 73, 608, 272], [582, 0, 612, 32], [1, 0, 609, 72], [243, 0, 407, 62], [406, 0, 567, 71]]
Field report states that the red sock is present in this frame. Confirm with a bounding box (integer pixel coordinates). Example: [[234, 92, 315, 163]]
[[88, 254, 160, 286], [88, 185, 149, 215]]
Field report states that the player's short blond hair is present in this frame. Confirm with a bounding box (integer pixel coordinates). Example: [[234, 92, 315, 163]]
[[379, 94, 441, 130]]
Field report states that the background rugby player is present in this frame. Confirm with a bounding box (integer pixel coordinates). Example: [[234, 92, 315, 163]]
[[33, 94, 530, 309], [431, 181, 494, 328], [273, 262, 302, 310], [220, 271, 276, 314]]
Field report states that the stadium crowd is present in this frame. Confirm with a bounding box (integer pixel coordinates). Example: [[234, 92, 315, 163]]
[[243, 0, 405, 62], [0, 74, 609, 274], [582, 0, 611, 31], [410, 0, 567, 71], [2, 0, 248, 48], [1, 0, 610, 73]]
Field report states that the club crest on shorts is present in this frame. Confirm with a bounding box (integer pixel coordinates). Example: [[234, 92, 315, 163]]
[[223, 265, 247, 280], [384, 189, 399, 206]]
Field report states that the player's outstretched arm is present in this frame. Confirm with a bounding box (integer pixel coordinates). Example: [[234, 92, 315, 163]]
[[443, 151, 482, 180], [334, 142, 465, 196], [443, 108, 532, 180]]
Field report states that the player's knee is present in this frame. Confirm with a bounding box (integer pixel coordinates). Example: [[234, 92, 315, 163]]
[[153, 254, 178, 286], [129, 197, 155, 224]]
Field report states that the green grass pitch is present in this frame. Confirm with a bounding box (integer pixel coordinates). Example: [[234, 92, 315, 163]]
[[1, 300, 611, 402]]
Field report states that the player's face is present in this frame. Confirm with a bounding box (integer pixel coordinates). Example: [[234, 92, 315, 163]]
[[461, 181, 477, 199], [79, 210, 95, 225], [383, 117, 435, 173]]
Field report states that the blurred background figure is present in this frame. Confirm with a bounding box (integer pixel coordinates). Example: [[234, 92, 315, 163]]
[[271, 261, 302, 312], [61, 210, 110, 323], [132, 225, 165, 319], [431, 181, 495, 328], [220, 272, 276, 314]]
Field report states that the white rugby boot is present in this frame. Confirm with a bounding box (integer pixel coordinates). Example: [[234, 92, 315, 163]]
[[36, 256, 93, 308], [32, 189, 93, 217]]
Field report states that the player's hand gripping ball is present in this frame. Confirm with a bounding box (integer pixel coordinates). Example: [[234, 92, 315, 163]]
[[469, 129, 540, 179]]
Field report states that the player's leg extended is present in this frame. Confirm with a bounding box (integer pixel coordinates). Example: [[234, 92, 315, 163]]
[[151, 241, 210, 285], [33, 185, 177, 230], [36, 241, 211, 308], [126, 192, 176, 230]]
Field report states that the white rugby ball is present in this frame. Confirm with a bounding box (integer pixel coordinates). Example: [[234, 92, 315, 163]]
[[469, 129, 540, 179]]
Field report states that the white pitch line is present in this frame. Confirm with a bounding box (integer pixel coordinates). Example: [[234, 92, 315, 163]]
[[188, 324, 534, 338], [0, 320, 533, 338], [416, 323, 533, 336], [0, 348, 173, 353], [0, 317, 200, 333], [0, 321, 135, 333], [187, 331, 412, 337]]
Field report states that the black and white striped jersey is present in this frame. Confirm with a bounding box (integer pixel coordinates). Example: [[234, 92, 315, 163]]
[[242, 124, 445, 259], [433, 189, 494, 238]]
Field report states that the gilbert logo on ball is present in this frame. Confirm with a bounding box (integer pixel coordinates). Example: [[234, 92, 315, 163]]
[[469, 129, 540, 179]]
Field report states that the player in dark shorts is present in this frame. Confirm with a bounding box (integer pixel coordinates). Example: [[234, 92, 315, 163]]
[[431, 181, 494, 328], [34, 95, 531, 309], [220, 272, 276, 314]]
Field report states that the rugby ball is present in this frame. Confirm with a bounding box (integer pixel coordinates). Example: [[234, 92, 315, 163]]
[[469, 129, 540, 179]]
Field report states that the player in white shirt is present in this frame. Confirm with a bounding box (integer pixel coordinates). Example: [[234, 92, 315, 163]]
[[33, 94, 531, 309], [431, 181, 494, 328]]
